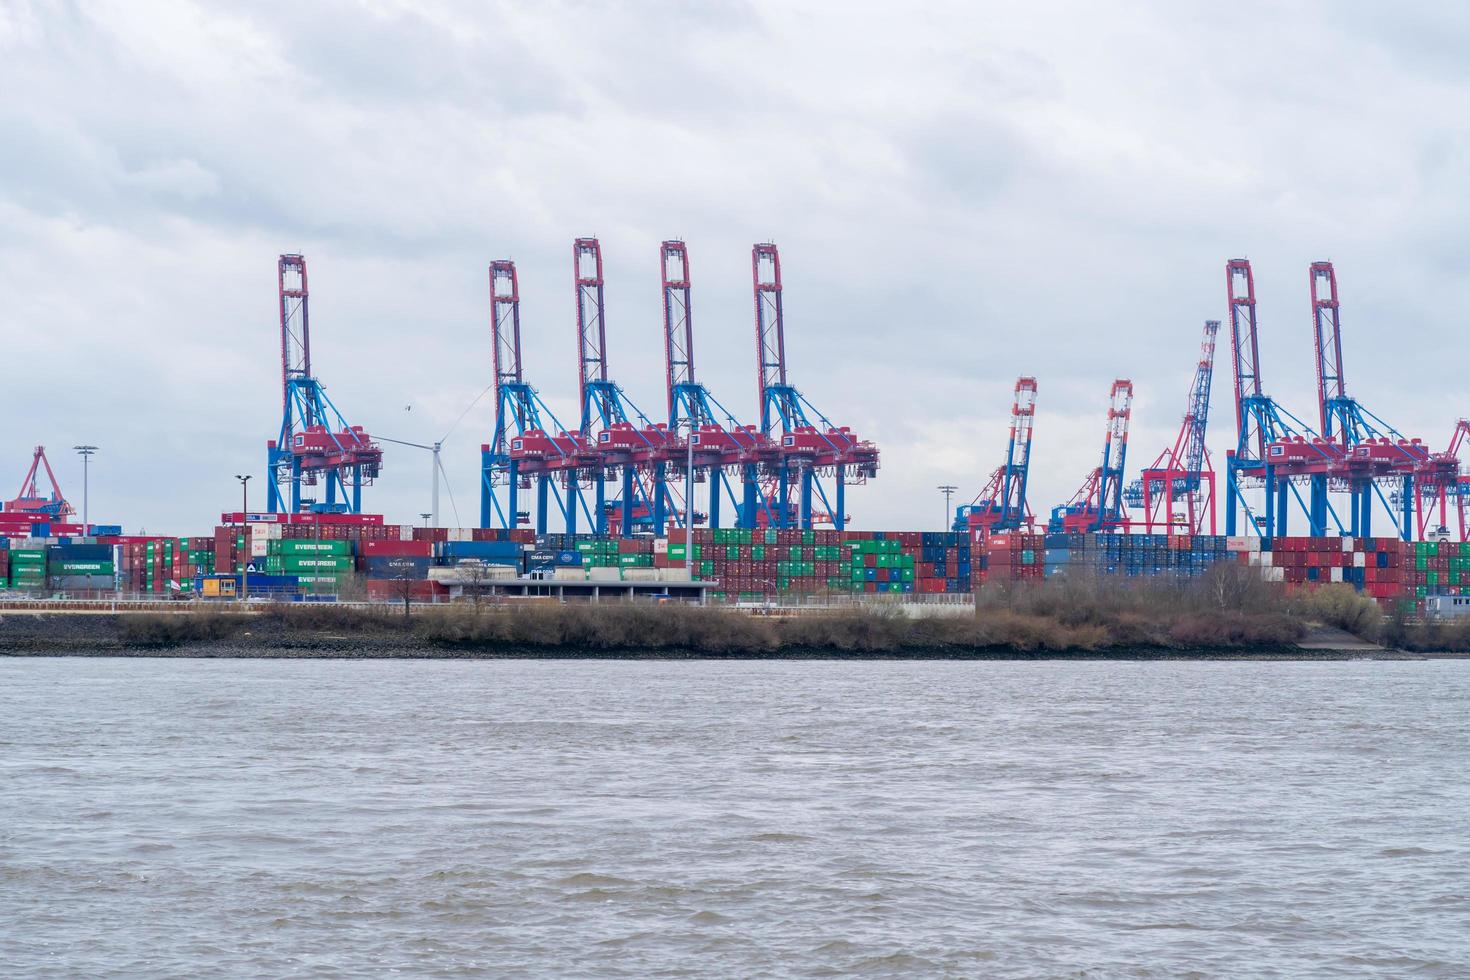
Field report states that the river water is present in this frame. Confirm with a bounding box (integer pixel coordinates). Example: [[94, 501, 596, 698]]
[[2, 657, 1467, 977]]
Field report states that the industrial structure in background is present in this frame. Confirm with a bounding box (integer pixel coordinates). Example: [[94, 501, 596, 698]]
[[1221, 257, 1330, 539], [2, 446, 74, 519], [955, 377, 1037, 535], [658, 239, 753, 534], [750, 243, 879, 530], [219, 246, 1463, 549], [1125, 320, 1219, 534], [572, 237, 679, 537], [479, 241, 879, 536], [1415, 420, 1470, 540], [266, 254, 382, 514], [1048, 380, 1134, 532], [479, 258, 583, 533], [1305, 261, 1424, 539]]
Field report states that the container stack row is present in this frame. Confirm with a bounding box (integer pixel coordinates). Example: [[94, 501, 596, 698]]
[[1, 511, 1463, 616]]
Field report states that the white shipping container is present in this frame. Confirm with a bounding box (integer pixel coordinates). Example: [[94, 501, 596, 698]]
[[250, 539, 270, 558], [1354, 552, 1366, 568], [623, 568, 658, 582], [1265, 567, 1285, 582], [553, 567, 587, 581], [588, 566, 623, 582], [653, 538, 669, 555], [1330, 568, 1344, 583], [1341, 536, 1355, 553], [658, 567, 692, 582]]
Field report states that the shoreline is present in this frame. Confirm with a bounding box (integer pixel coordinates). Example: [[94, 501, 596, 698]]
[[0, 610, 1462, 660]]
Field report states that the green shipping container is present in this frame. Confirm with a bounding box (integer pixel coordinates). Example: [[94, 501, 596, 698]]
[[51, 561, 114, 574], [271, 539, 351, 556]]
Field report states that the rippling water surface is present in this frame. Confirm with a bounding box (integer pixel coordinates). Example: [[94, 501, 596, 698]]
[[2, 657, 1468, 977]]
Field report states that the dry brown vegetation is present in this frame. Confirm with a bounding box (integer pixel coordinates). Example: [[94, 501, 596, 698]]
[[123, 563, 1470, 654]]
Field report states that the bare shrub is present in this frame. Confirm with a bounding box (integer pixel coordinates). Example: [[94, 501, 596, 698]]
[[119, 612, 246, 646], [1290, 584, 1382, 639]]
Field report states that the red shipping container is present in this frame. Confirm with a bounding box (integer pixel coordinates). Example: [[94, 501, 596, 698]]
[[363, 540, 433, 557], [366, 580, 447, 601]]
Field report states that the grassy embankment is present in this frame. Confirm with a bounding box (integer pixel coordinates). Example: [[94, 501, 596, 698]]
[[95, 563, 1467, 655]]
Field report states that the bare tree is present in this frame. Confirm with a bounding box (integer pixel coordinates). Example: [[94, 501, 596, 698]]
[[390, 570, 419, 621], [458, 560, 494, 614]]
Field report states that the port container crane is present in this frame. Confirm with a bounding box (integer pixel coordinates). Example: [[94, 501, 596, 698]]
[[479, 259, 586, 533], [1049, 380, 1133, 533], [1306, 261, 1424, 539], [1414, 420, 1470, 540], [1223, 258, 1334, 539], [2, 446, 74, 518], [751, 243, 878, 530], [266, 255, 382, 514], [1124, 320, 1219, 534], [955, 377, 1037, 536], [658, 239, 762, 533], [571, 237, 676, 536]]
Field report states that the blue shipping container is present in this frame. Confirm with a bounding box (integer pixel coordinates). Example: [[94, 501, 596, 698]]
[[441, 541, 523, 561], [367, 556, 431, 578]]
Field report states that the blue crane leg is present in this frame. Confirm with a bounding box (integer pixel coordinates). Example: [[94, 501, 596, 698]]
[[1225, 461, 1238, 537], [835, 466, 846, 532], [480, 448, 492, 528], [778, 461, 790, 529], [652, 462, 667, 536], [708, 471, 721, 530], [799, 469, 813, 529], [506, 460, 520, 532], [535, 475, 549, 535], [352, 465, 362, 514], [566, 480, 578, 535], [1275, 475, 1288, 538], [1401, 476, 1414, 541], [621, 467, 635, 539], [595, 473, 607, 535], [291, 458, 303, 513], [1262, 465, 1276, 540], [1309, 476, 1327, 537], [1360, 488, 1373, 538], [741, 465, 758, 529]]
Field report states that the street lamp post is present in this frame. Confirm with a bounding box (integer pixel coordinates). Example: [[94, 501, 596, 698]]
[[73, 446, 98, 533], [938, 484, 958, 532], [420, 512, 432, 528], [235, 475, 252, 603]]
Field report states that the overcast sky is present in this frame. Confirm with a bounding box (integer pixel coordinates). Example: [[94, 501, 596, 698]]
[[2, 1, 1467, 534]]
